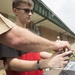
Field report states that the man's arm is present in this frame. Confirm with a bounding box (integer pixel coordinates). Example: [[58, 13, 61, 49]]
[[0, 14, 71, 52], [6, 51, 72, 71], [0, 25, 54, 52], [40, 52, 52, 59], [0, 25, 71, 52]]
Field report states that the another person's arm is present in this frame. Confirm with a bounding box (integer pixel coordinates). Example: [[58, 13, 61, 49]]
[[6, 51, 72, 71], [0, 14, 71, 52], [0, 25, 71, 52], [40, 52, 53, 59]]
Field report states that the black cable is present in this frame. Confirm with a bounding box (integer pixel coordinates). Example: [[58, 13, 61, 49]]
[[60, 70, 68, 75], [60, 53, 75, 75]]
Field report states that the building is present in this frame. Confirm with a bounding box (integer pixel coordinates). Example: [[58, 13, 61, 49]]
[[0, 0, 75, 43]]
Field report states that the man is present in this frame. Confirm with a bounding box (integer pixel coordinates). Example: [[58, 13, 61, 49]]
[[4, 0, 52, 75]]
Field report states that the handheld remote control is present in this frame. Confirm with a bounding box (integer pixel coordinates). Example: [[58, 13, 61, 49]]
[[63, 48, 73, 57], [56, 36, 73, 57]]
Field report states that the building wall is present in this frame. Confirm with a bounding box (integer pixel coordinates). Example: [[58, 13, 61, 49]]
[[40, 26, 75, 44], [40, 26, 58, 41]]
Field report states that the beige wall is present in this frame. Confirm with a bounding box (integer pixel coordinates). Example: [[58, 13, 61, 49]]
[[40, 26, 75, 44], [40, 26, 58, 41]]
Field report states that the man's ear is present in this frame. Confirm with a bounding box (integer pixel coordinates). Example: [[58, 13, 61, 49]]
[[12, 8, 18, 16]]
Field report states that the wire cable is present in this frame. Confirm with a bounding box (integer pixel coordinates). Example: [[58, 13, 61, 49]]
[[60, 53, 75, 75]]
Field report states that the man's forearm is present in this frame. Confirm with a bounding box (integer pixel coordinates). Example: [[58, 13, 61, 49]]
[[0, 25, 55, 52], [7, 58, 38, 72], [0, 25, 71, 52], [0, 13, 71, 52], [7, 51, 72, 72]]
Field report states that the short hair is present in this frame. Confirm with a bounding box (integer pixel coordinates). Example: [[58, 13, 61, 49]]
[[12, 0, 34, 8]]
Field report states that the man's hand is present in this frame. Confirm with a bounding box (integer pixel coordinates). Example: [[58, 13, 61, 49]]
[[53, 41, 71, 52], [39, 51, 73, 69]]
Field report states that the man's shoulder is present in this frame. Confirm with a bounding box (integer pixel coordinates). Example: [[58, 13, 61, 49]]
[[0, 14, 15, 35]]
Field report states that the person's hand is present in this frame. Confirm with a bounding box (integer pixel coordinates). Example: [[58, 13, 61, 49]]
[[53, 41, 71, 52], [39, 51, 73, 69]]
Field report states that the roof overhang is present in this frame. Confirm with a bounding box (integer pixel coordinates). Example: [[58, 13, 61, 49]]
[[32, 0, 75, 37], [0, 0, 75, 37], [32, 13, 74, 37]]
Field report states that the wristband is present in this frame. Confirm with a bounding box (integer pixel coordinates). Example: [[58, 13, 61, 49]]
[[37, 60, 42, 70]]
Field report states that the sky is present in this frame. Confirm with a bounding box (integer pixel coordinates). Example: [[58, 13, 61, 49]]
[[42, 0, 75, 33]]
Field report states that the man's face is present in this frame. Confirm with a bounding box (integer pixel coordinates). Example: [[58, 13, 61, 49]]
[[13, 3, 33, 24]]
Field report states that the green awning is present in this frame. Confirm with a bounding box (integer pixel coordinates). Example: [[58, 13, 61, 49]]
[[33, 0, 75, 36]]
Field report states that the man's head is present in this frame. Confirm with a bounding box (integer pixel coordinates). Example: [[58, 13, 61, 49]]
[[12, 0, 34, 24]]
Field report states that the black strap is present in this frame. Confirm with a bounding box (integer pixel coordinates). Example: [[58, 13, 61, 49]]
[[37, 60, 42, 70], [0, 43, 2, 58], [18, 51, 28, 56], [0, 43, 2, 49]]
